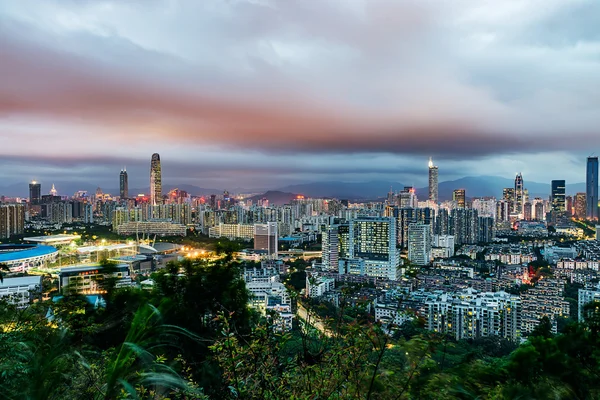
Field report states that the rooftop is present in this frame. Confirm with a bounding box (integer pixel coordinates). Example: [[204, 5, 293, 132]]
[[0, 275, 42, 289], [24, 234, 81, 244], [0, 244, 58, 263]]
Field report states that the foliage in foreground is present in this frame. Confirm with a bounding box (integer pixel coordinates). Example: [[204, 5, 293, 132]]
[[1, 251, 600, 399]]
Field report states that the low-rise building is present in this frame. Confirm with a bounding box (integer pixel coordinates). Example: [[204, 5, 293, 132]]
[[58, 264, 133, 294], [0, 275, 43, 308]]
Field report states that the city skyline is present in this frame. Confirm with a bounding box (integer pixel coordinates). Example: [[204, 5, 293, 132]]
[[1, 1, 600, 188]]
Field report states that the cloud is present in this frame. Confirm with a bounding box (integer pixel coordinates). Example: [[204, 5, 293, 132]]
[[0, 0, 599, 188]]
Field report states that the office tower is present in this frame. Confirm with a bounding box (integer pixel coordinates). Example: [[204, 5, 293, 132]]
[[514, 173, 524, 214], [349, 217, 399, 280], [453, 189, 466, 208], [408, 222, 431, 266], [0, 204, 25, 239], [254, 222, 278, 257], [587, 156, 599, 220], [534, 201, 545, 221], [574, 193, 587, 219], [428, 157, 438, 203], [523, 202, 532, 221], [150, 153, 162, 206], [551, 180, 566, 212], [322, 225, 339, 270], [29, 181, 41, 205], [120, 168, 129, 199], [49, 184, 58, 197]]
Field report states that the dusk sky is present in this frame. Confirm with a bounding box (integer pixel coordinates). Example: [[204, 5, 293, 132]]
[[1, 0, 600, 193]]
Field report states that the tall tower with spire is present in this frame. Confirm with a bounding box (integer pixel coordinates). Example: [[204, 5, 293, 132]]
[[428, 157, 439, 203], [514, 173, 524, 214], [120, 167, 129, 199], [49, 184, 58, 196], [150, 153, 162, 206]]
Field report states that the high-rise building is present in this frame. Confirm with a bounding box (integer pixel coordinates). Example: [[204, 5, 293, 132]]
[[551, 180, 566, 212], [408, 222, 431, 266], [254, 222, 278, 257], [150, 153, 162, 206], [29, 181, 41, 205], [0, 204, 25, 239], [453, 189, 466, 209], [321, 225, 340, 270], [428, 157, 438, 203], [349, 217, 399, 280], [502, 188, 515, 213], [514, 173, 524, 214], [566, 195, 573, 216], [399, 187, 417, 208], [523, 202, 532, 221], [574, 192, 587, 219], [587, 156, 599, 220], [119, 168, 129, 199]]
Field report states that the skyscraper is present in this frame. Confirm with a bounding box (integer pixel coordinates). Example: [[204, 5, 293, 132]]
[[587, 156, 599, 220], [428, 157, 438, 203], [29, 181, 41, 205], [514, 173, 524, 214], [120, 168, 129, 199], [453, 189, 466, 208], [150, 153, 162, 206], [551, 180, 566, 212]]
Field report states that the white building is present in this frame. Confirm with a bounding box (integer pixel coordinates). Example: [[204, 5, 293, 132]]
[[434, 235, 455, 256], [349, 217, 400, 280], [408, 222, 432, 266], [425, 290, 521, 341], [0, 276, 43, 308], [209, 223, 254, 240], [246, 276, 292, 331], [321, 225, 339, 270], [306, 274, 335, 298]]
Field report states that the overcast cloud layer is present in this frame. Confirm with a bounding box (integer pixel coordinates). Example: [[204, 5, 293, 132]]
[[1, 0, 599, 192]]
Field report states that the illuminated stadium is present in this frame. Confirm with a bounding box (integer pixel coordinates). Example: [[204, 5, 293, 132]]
[[0, 244, 59, 272]]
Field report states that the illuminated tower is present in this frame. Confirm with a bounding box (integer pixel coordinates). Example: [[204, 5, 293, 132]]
[[119, 167, 129, 199], [29, 181, 41, 205], [150, 153, 162, 206], [49, 184, 58, 196], [587, 156, 599, 220], [428, 157, 438, 203], [514, 173, 524, 214]]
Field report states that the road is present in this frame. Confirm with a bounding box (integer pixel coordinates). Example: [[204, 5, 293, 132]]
[[297, 304, 332, 337]]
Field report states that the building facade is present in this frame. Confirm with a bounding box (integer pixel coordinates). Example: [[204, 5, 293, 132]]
[[587, 156, 599, 220], [150, 153, 162, 206]]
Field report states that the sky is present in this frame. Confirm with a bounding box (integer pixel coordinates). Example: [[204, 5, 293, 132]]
[[1, 0, 600, 194]]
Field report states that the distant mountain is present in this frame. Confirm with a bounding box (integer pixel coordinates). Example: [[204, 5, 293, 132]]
[[0, 176, 588, 200], [279, 177, 588, 201], [276, 181, 403, 200], [246, 191, 299, 206]]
